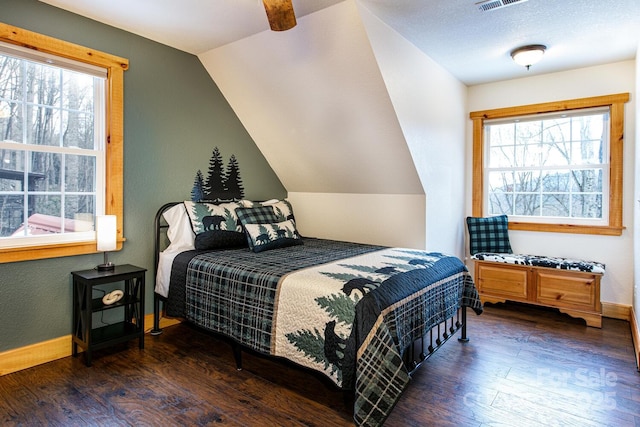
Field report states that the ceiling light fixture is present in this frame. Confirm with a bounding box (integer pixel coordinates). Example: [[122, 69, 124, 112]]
[[510, 44, 546, 70], [263, 0, 297, 31]]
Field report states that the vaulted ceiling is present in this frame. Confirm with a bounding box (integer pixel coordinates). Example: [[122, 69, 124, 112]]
[[39, 0, 640, 85], [37, 0, 640, 200]]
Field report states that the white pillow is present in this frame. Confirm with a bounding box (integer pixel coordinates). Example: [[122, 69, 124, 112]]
[[240, 199, 279, 208], [164, 203, 195, 251]]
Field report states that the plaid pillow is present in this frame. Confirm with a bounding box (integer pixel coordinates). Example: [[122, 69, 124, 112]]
[[466, 215, 513, 255], [236, 206, 279, 226], [242, 200, 295, 222], [237, 201, 299, 251]]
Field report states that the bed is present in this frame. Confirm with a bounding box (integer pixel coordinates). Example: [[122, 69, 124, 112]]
[[152, 200, 483, 427]]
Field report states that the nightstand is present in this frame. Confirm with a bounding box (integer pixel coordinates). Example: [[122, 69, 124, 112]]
[[71, 264, 146, 366]]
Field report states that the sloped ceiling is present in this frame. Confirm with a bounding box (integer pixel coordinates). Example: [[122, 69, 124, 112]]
[[199, 1, 424, 195], [39, 0, 640, 86], [37, 0, 344, 56], [37, 0, 640, 200]]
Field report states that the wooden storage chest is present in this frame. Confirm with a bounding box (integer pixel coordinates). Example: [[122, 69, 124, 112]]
[[474, 260, 602, 328]]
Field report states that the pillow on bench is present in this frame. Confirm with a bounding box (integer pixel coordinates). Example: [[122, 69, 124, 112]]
[[466, 215, 513, 255]]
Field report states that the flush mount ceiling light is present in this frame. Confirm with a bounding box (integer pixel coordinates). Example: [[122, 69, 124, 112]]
[[263, 0, 297, 31], [510, 44, 546, 70]]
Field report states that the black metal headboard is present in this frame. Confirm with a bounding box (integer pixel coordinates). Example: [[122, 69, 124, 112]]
[[151, 200, 248, 335], [153, 202, 182, 281], [151, 202, 182, 335]]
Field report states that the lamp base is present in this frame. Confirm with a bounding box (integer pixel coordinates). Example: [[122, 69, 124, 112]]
[[97, 262, 115, 272]]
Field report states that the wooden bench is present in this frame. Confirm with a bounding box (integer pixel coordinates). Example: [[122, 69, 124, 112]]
[[471, 253, 604, 328]]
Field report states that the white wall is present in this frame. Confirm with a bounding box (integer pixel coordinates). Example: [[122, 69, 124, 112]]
[[288, 192, 426, 248], [199, 0, 470, 255], [198, 1, 422, 196], [468, 61, 636, 306], [634, 47, 640, 340], [358, 3, 468, 256]]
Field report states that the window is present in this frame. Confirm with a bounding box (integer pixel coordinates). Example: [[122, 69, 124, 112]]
[[485, 108, 609, 224], [0, 23, 128, 262], [470, 93, 629, 236], [0, 44, 105, 245]]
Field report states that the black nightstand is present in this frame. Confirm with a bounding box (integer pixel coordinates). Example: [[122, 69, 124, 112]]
[[71, 264, 146, 366]]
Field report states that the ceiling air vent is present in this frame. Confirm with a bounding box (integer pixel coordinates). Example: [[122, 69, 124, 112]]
[[476, 0, 528, 12]]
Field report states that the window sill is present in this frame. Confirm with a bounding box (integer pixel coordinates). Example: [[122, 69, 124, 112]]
[[0, 240, 124, 263], [508, 221, 623, 236]]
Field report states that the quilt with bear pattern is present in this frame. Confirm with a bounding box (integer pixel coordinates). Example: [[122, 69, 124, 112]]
[[166, 238, 482, 426]]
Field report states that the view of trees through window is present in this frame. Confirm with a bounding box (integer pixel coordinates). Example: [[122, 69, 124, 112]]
[[485, 108, 608, 223], [0, 50, 104, 241]]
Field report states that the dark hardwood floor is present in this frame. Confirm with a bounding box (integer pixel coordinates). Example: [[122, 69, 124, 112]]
[[1, 303, 638, 426]]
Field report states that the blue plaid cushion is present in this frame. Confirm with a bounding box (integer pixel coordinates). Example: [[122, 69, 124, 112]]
[[466, 215, 512, 255], [236, 206, 279, 227], [246, 200, 295, 222]]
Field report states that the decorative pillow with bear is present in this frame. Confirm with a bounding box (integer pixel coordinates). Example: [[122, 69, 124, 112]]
[[183, 201, 247, 250], [243, 219, 303, 253], [266, 199, 296, 224], [236, 200, 302, 252]]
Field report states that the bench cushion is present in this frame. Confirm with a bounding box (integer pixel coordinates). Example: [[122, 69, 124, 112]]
[[471, 253, 605, 274]]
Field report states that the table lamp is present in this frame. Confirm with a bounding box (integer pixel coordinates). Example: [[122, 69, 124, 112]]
[[96, 215, 116, 271]]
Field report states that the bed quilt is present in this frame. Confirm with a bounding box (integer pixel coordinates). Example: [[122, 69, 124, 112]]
[[171, 238, 482, 426]]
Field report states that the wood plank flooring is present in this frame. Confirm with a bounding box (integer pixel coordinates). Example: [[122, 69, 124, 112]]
[[1, 302, 638, 426]]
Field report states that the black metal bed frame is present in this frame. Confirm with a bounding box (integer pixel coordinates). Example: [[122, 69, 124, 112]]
[[150, 202, 179, 337], [150, 202, 469, 376]]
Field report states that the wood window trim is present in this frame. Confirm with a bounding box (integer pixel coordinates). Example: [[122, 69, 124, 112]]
[[470, 93, 629, 236], [0, 23, 129, 263]]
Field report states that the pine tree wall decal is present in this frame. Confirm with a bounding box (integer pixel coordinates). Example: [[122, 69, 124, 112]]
[[205, 147, 225, 200], [191, 170, 205, 202], [195, 147, 246, 201], [224, 154, 244, 200]]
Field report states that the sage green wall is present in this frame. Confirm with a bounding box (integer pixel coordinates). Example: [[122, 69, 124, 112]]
[[0, 0, 286, 352]]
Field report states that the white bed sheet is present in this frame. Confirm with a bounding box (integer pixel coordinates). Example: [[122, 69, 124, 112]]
[[154, 203, 195, 297], [154, 199, 286, 297]]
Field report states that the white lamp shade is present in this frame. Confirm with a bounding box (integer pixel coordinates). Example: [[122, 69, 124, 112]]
[[96, 215, 117, 251]]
